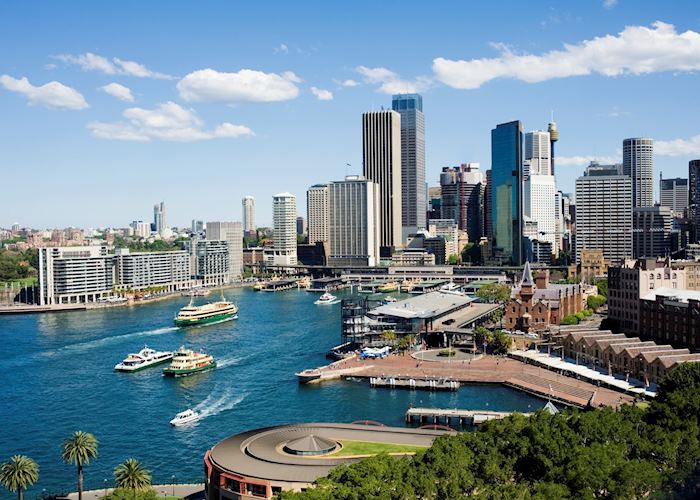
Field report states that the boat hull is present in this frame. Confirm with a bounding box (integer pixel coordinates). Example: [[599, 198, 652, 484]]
[[174, 312, 237, 327], [114, 356, 173, 372], [163, 361, 217, 377]]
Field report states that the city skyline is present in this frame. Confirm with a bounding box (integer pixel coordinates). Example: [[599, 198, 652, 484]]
[[2, 1, 700, 228]]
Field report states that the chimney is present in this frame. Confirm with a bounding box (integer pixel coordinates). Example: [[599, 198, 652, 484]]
[[535, 270, 549, 289]]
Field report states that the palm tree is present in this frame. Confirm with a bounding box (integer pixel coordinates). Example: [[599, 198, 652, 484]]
[[114, 459, 151, 498], [0, 455, 39, 500], [61, 431, 98, 500]]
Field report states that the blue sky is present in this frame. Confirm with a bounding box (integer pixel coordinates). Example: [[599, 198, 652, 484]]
[[2, 0, 700, 228]]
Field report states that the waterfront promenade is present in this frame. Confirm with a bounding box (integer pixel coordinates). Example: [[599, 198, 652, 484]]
[[66, 484, 204, 500], [307, 352, 636, 408]]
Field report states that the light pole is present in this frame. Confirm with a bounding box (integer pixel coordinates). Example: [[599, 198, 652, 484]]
[[103, 478, 107, 498], [171, 475, 175, 497]]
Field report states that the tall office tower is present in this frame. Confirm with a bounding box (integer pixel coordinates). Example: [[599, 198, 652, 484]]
[[271, 193, 298, 266], [691, 160, 700, 243], [242, 196, 256, 235], [191, 220, 204, 234], [307, 184, 329, 244], [362, 110, 402, 255], [153, 201, 166, 235], [206, 221, 243, 281], [523, 130, 556, 255], [623, 138, 654, 208], [391, 94, 426, 235], [296, 216, 306, 237], [575, 163, 632, 264], [547, 121, 559, 176], [327, 176, 380, 267], [659, 176, 688, 215], [484, 170, 493, 240], [491, 120, 524, 265], [439, 163, 485, 242], [524, 130, 551, 176], [633, 206, 673, 258]]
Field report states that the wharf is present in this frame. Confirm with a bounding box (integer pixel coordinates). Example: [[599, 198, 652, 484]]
[[259, 279, 298, 292], [370, 376, 459, 391], [410, 280, 449, 294], [406, 407, 532, 425], [308, 276, 346, 292], [0, 303, 87, 314]]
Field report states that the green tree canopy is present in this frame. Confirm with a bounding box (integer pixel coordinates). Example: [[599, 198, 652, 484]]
[[114, 459, 151, 492], [0, 455, 39, 500], [62, 431, 98, 500], [476, 283, 511, 304]]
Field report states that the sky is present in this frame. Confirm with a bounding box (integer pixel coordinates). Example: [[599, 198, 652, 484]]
[[2, 0, 700, 229]]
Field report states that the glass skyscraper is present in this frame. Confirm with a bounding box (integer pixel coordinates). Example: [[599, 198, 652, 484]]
[[491, 121, 524, 265], [391, 93, 426, 235]]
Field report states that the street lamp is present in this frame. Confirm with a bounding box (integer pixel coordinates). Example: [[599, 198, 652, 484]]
[[103, 479, 107, 498], [171, 475, 176, 497]]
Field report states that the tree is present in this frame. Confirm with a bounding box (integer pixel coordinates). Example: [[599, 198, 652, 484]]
[[447, 254, 460, 265], [476, 283, 511, 304], [561, 315, 579, 325], [0, 455, 39, 500], [381, 330, 397, 345], [490, 330, 512, 355], [114, 459, 151, 496], [593, 278, 608, 298], [587, 294, 607, 312], [62, 431, 98, 500]]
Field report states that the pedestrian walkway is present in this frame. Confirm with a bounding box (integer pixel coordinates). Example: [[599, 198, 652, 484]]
[[66, 483, 204, 500]]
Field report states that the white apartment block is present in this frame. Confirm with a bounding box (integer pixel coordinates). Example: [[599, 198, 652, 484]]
[[524, 173, 557, 254], [268, 193, 298, 266], [242, 196, 256, 234], [206, 221, 243, 281], [307, 184, 329, 244], [428, 219, 459, 258], [115, 248, 191, 291], [38, 246, 114, 305]]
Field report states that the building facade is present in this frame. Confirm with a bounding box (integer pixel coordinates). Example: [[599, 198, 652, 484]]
[[623, 138, 654, 208], [632, 206, 673, 258], [268, 193, 298, 267], [153, 201, 166, 235], [690, 160, 700, 243], [575, 163, 632, 264], [428, 219, 459, 259], [491, 120, 524, 265], [362, 110, 402, 255], [306, 184, 329, 244], [639, 288, 700, 349], [114, 248, 191, 291], [242, 196, 256, 236], [439, 163, 485, 243], [327, 176, 380, 267], [206, 221, 243, 281], [38, 246, 114, 305], [392, 93, 426, 235], [660, 177, 688, 216], [191, 239, 230, 286]]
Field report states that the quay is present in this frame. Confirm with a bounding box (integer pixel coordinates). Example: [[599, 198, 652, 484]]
[[406, 407, 533, 425], [410, 279, 449, 294], [257, 279, 298, 292], [308, 276, 346, 292], [370, 376, 460, 391], [0, 303, 87, 314]]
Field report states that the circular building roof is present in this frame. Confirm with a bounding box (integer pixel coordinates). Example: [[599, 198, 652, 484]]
[[283, 434, 337, 455]]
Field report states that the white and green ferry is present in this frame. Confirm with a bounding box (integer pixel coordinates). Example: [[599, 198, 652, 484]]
[[174, 295, 238, 327], [162, 346, 216, 377]]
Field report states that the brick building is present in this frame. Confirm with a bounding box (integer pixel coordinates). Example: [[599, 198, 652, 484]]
[[639, 288, 700, 349]]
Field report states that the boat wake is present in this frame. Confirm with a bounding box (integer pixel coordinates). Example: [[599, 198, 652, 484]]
[[216, 354, 247, 370], [193, 389, 247, 421], [49, 326, 180, 358]]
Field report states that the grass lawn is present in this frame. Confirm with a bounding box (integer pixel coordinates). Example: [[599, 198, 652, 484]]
[[0, 277, 37, 287], [331, 440, 427, 457]]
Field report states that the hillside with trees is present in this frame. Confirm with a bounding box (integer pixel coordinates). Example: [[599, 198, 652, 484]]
[[282, 363, 700, 499]]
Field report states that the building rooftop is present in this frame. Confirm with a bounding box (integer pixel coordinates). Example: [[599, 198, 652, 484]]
[[642, 287, 700, 303], [369, 291, 474, 320]]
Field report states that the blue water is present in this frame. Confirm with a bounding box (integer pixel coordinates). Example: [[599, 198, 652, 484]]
[[0, 289, 543, 497]]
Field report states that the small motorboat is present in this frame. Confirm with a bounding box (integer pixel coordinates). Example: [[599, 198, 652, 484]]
[[314, 291, 340, 305], [382, 296, 398, 305], [170, 409, 200, 426]]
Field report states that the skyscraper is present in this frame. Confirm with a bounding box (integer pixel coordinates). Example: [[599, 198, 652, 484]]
[[491, 120, 524, 264], [659, 176, 688, 215], [242, 196, 255, 235], [296, 216, 306, 238], [307, 184, 329, 244], [575, 163, 632, 264], [623, 138, 654, 208], [269, 193, 297, 266], [523, 130, 557, 255], [206, 221, 243, 281], [362, 110, 402, 255], [524, 130, 551, 176], [689, 160, 700, 243], [327, 176, 380, 267], [153, 201, 166, 235], [439, 163, 485, 242], [632, 206, 673, 258], [391, 93, 426, 235]]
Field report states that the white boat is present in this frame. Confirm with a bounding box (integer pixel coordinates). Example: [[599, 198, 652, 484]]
[[382, 296, 398, 305], [315, 292, 340, 305], [169, 409, 200, 426], [114, 346, 174, 372], [440, 282, 465, 296]]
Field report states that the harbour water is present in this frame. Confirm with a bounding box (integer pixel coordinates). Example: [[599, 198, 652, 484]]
[[0, 288, 543, 497]]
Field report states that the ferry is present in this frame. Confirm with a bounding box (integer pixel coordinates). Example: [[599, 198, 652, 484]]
[[377, 282, 399, 293], [163, 346, 216, 377], [174, 294, 238, 327], [114, 346, 174, 372], [314, 291, 340, 305], [169, 409, 200, 426]]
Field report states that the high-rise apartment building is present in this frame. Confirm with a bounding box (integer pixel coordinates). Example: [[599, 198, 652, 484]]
[[307, 184, 329, 244], [153, 201, 166, 235], [439, 163, 485, 243], [206, 221, 243, 281], [623, 138, 654, 208], [391, 93, 426, 235], [659, 177, 688, 215], [690, 160, 700, 243], [242, 196, 256, 235], [633, 206, 673, 258], [114, 248, 191, 291], [269, 193, 298, 266], [327, 176, 380, 267], [491, 120, 524, 264], [190, 220, 204, 234], [131, 220, 151, 239], [524, 130, 551, 176], [428, 219, 459, 259], [362, 110, 402, 255], [190, 239, 230, 286], [575, 163, 632, 264]]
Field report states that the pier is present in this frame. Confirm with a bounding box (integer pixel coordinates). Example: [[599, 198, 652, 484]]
[[406, 407, 533, 425], [369, 376, 460, 391], [258, 279, 299, 292], [308, 276, 346, 292]]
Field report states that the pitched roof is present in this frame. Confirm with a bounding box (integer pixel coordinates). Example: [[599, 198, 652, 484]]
[[521, 261, 534, 287]]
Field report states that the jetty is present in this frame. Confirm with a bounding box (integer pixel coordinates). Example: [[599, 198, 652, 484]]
[[406, 407, 533, 425], [370, 376, 460, 391], [258, 279, 298, 292]]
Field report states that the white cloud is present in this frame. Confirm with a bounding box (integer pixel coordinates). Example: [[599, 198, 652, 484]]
[[603, 0, 618, 9], [356, 65, 431, 94], [0, 75, 88, 110], [310, 86, 333, 101], [273, 44, 289, 54], [656, 134, 700, 156], [99, 82, 135, 102], [87, 101, 254, 142], [433, 21, 700, 89], [53, 52, 174, 79], [340, 79, 358, 87], [556, 155, 620, 167], [177, 68, 301, 103]]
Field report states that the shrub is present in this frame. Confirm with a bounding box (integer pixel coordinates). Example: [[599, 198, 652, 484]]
[[561, 315, 579, 325], [438, 349, 456, 357], [103, 488, 159, 500], [574, 312, 585, 321], [582, 309, 593, 317], [587, 294, 607, 311]]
